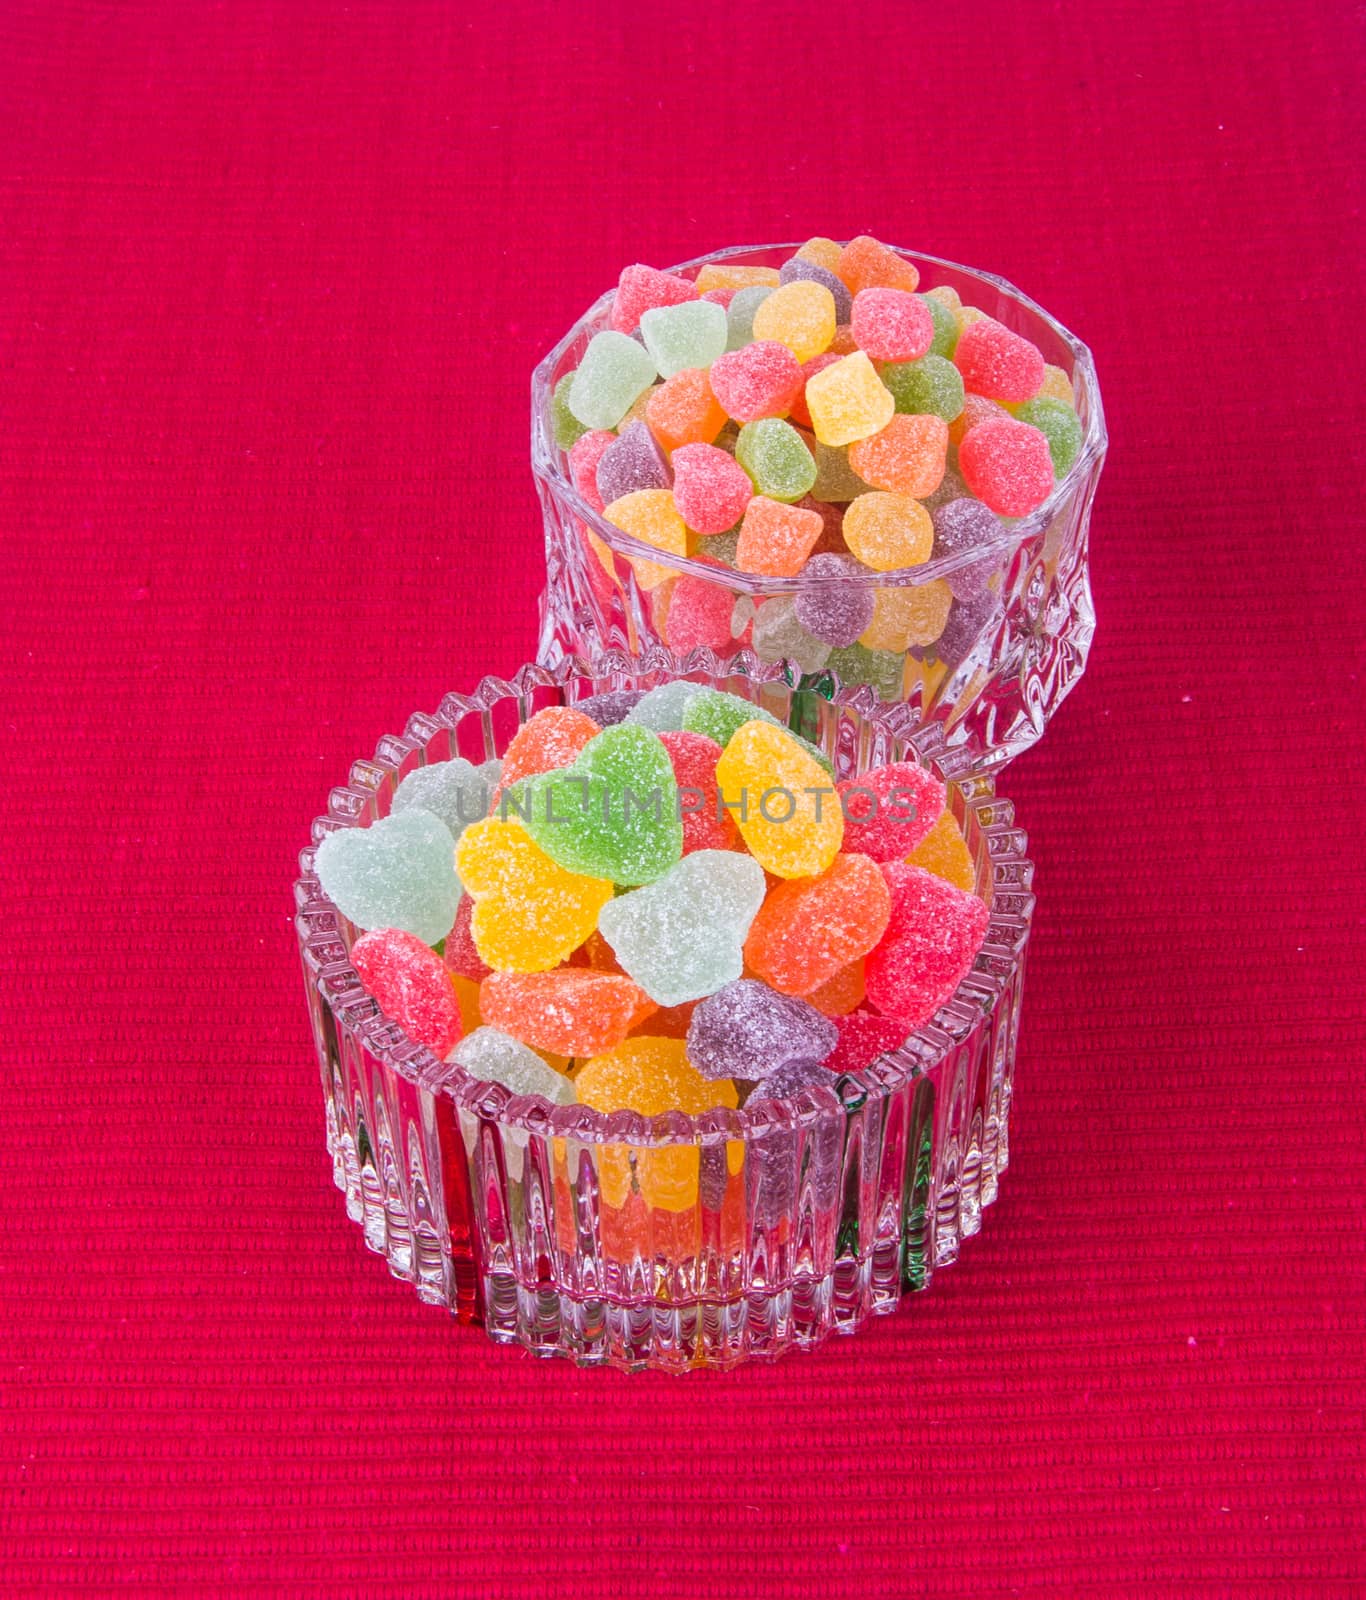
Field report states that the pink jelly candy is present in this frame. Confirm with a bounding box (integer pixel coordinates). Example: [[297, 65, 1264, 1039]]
[[958, 417, 1054, 516], [671, 442, 754, 535], [443, 894, 492, 983], [836, 762, 946, 861], [708, 341, 805, 423], [824, 1009, 912, 1074], [610, 264, 696, 334], [659, 729, 739, 854], [569, 429, 615, 514], [850, 288, 934, 363], [864, 863, 990, 1028], [953, 317, 1046, 404], [353, 927, 464, 1058], [665, 559, 739, 655]]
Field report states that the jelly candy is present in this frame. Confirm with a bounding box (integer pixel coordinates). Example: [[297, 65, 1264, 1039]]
[[392, 755, 496, 846], [573, 689, 644, 727], [751, 279, 837, 363], [679, 687, 779, 748], [665, 560, 739, 655], [809, 437, 872, 502], [948, 391, 1009, 447], [725, 285, 775, 351], [906, 808, 976, 892], [935, 588, 1003, 669], [920, 292, 959, 358], [315, 808, 460, 946], [861, 580, 952, 651], [709, 341, 804, 424], [931, 497, 1006, 599], [626, 678, 704, 733], [837, 235, 920, 295], [864, 862, 990, 1028], [550, 372, 590, 450], [481, 968, 656, 1058], [847, 413, 948, 499], [824, 1010, 911, 1075], [639, 299, 728, 378], [694, 262, 780, 293], [701, 287, 737, 308], [568, 429, 614, 512], [449, 972, 482, 1037], [835, 761, 945, 861], [748, 1057, 836, 1103], [522, 724, 683, 886], [752, 595, 833, 674], [922, 460, 970, 512], [1012, 395, 1083, 476], [734, 419, 817, 503], [744, 851, 891, 996], [596, 420, 671, 504], [697, 528, 741, 567], [1036, 363, 1075, 405], [598, 848, 766, 1006], [803, 351, 895, 447], [797, 493, 846, 554], [352, 927, 464, 1058], [657, 730, 739, 854], [806, 957, 866, 1016], [443, 892, 492, 982], [454, 817, 613, 972], [610, 263, 696, 334], [958, 417, 1054, 516], [497, 706, 601, 799], [788, 353, 843, 429], [568, 330, 657, 429], [645, 367, 728, 452], [736, 495, 824, 576], [602, 488, 690, 587], [825, 641, 905, 701], [714, 719, 843, 878], [850, 287, 934, 363], [953, 316, 1045, 403], [670, 442, 754, 534], [778, 255, 852, 323], [794, 552, 876, 646], [450, 1026, 575, 1104], [686, 978, 838, 1081], [880, 353, 965, 421], [795, 237, 843, 274], [842, 491, 933, 570]]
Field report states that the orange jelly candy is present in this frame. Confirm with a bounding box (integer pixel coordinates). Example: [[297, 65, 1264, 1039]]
[[480, 968, 656, 1059], [847, 413, 948, 499], [837, 235, 920, 296], [743, 852, 892, 996], [646, 368, 728, 452]]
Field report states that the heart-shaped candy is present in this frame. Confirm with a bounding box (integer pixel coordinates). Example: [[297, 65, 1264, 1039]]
[[314, 807, 458, 945]]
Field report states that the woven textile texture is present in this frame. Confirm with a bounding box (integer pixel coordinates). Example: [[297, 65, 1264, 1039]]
[[2, 2, 1363, 1595]]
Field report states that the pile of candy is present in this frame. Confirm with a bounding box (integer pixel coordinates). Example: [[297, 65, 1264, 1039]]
[[548, 236, 1083, 699], [315, 685, 990, 1179]]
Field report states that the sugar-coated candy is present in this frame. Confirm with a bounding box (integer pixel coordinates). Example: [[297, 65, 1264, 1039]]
[[952, 316, 1045, 403], [906, 808, 976, 892], [522, 723, 683, 886], [603, 488, 689, 587], [598, 848, 766, 1006], [810, 437, 872, 501], [825, 641, 906, 700], [958, 417, 1054, 516], [752, 595, 833, 674], [639, 299, 728, 379], [921, 292, 959, 358], [948, 391, 1009, 447], [778, 255, 852, 323], [444, 892, 491, 982], [864, 862, 990, 1028], [837, 236, 920, 295], [449, 973, 482, 1037], [880, 353, 965, 421], [455, 817, 613, 972], [568, 429, 614, 512], [924, 283, 962, 317], [794, 552, 876, 646], [848, 413, 948, 499], [806, 957, 866, 1016], [657, 730, 738, 853], [617, 384, 659, 431], [1012, 396, 1083, 476], [749, 279, 836, 367], [922, 460, 969, 512], [664, 560, 739, 654], [748, 1057, 837, 1103], [796, 237, 843, 273], [744, 851, 891, 996], [573, 689, 644, 727], [734, 419, 817, 503], [686, 978, 838, 1081], [550, 372, 590, 450], [1036, 363, 1075, 405], [824, 1010, 911, 1075], [699, 528, 741, 566], [861, 580, 953, 651], [851, 287, 934, 363], [934, 588, 1003, 669], [315, 807, 460, 946], [596, 420, 671, 504], [352, 927, 464, 1058], [680, 687, 780, 748], [835, 761, 945, 861], [714, 719, 843, 878], [568, 330, 658, 430], [725, 285, 775, 351], [797, 493, 845, 553], [736, 495, 824, 577], [695, 262, 780, 293], [645, 368, 727, 452], [497, 706, 601, 796], [392, 755, 496, 847], [803, 350, 895, 447], [626, 678, 704, 733], [670, 442, 753, 535], [450, 1026, 576, 1104], [931, 497, 1006, 599], [481, 968, 655, 1058], [788, 353, 842, 429], [610, 264, 696, 334], [709, 341, 804, 423], [842, 491, 933, 571]]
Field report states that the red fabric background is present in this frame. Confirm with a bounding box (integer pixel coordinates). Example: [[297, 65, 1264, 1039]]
[[2, 2, 1363, 1594]]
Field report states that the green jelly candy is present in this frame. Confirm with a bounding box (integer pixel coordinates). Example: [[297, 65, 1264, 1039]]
[[626, 679, 705, 733], [920, 293, 959, 358], [681, 688, 833, 774], [523, 724, 682, 886], [1013, 397, 1083, 476], [809, 439, 871, 503], [726, 286, 774, 352], [639, 300, 728, 379], [314, 808, 460, 946], [880, 354, 965, 423], [568, 330, 658, 430], [550, 372, 590, 450], [826, 643, 907, 702], [696, 528, 741, 567], [735, 419, 817, 503]]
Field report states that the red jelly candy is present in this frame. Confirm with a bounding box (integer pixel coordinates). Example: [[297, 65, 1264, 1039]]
[[850, 288, 934, 363], [481, 968, 657, 1058], [353, 927, 464, 1058], [708, 341, 805, 423], [610, 264, 696, 334], [664, 560, 739, 655], [958, 417, 1054, 516], [836, 762, 946, 862], [671, 442, 754, 534], [443, 894, 491, 982], [659, 728, 740, 855], [568, 429, 615, 513], [864, 863, 990, 1029], [825, 1009, 912, 1074], [953, 317, 1045, 404]]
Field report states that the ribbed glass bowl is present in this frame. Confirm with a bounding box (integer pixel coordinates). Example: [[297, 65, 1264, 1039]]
[[294, 652, 1035, 1371], [531, 242, 1106, 771]]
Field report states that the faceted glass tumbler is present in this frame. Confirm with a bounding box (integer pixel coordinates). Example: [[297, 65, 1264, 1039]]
[[294, 652, 1035, 1371], [531, 243, 1106, 770]]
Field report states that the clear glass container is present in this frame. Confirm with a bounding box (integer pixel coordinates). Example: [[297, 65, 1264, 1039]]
[[531, 243, 1106, 770], [294, 653, 1035, 1371]]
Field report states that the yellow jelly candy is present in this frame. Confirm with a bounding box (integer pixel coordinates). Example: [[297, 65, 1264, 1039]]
[[804, 351, 895, 447], [576, 1037, 739, 1210], [906, 808, 977, 894], [694, 263, 781, 293], [616, 384, 659, 431], [861, 581, 953, 651], [796, 237, 844, 274], [1036, 363, 1075, 406], [924, 284, 962, 317], [603, 488, 689, 590], [714, 720, 843, 879], [454, 818, 613, 973], [842, 491, 933, 571], [751, 280, 837, 364]]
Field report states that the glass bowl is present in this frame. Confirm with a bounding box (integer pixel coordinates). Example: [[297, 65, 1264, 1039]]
[[294, 652, 1035, 1371], [531, 242, 1106, 770]]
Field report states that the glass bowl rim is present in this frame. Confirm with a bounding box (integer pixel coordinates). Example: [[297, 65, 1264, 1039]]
[[296, 649, 1034, 1148], [529, 241, 1108, 595]]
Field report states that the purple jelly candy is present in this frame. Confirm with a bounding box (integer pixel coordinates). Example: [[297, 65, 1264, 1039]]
[[596, 421, 671, 505], [686, 978, 838, 1082], [936, 589, 1004, 669], [745, 1058, 844, 1226], [748, 1057, 836, 1104], [793, 552, 877, 647], [779, 256, 853, 324], [931, 498, 1006, 600], [574, 689, 644, 726]]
